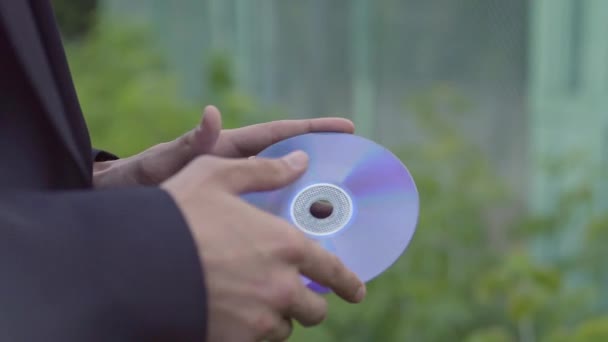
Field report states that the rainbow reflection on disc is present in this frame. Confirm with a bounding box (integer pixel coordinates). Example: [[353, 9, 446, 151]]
[[242, 132, 419, 292]]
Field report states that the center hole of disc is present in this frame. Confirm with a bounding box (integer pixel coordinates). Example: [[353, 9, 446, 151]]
[[310, 199, 333, 219]]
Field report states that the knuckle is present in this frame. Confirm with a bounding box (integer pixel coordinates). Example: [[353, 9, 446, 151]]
[[309, 301, 328, 326], [328, 254, 345, 279], [251, 312, 276, 338], [268, 320, 293, 342], [224, 158, 281, 185], [272, 277, 299, 309], [257, 158, 287, 178], [276, 229, 306, 262], [216, 160, 252, 186]]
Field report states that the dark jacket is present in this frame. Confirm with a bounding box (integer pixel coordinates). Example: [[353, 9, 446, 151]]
[[0, 1, 207, 340]]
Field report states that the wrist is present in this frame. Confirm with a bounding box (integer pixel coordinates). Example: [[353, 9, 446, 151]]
[[92, 158, 141, 188], [93, 160, 117, 189], [93, 160, 113, 173]]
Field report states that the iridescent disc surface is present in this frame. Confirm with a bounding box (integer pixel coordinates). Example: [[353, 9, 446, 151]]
[[242, 132, 419, 291]]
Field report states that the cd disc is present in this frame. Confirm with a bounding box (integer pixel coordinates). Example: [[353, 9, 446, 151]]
[[242, 132, 419, 292]]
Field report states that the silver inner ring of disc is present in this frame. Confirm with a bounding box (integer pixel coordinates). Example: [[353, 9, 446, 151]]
[[290, 183, 353, 236]]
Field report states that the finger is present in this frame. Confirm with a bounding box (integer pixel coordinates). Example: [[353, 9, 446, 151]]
[[215, 151, 309, 194], [264, 316, 293, 342], [189, 105, 223, 155], [286, 286, 328, 327], [297, 239, 366, 304], [221, 118, 355, 157]]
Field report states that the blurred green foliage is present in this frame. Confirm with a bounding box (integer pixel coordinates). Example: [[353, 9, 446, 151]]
[[53, 0, 99, 39], [65, 21, 197, 157], [61, 14, 608, 342], [64, 17, 280, 157], [286, 85, 606, 342]]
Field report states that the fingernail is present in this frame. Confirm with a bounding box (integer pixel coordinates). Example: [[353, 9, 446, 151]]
[[355, 285, 366, 302], [283, 151, 308, 170]]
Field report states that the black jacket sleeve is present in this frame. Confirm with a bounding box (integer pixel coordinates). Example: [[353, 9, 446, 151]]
[[0, 187, 207, 342]]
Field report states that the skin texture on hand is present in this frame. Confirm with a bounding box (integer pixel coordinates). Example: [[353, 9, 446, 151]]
[[160, 151, 366, 341], [93, 106, 355, 188], [90, 107, 364, 340]]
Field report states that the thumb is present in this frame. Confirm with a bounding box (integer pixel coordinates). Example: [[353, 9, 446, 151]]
[[217, 151, 309, 194], [188, 105, 222, 155]]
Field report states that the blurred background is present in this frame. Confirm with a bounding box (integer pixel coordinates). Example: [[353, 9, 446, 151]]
[[53, 0, 608, 341]]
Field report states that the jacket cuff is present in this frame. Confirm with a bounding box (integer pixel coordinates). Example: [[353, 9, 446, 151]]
[[92, 148, 119, 162], [91, 186, 208, 340]]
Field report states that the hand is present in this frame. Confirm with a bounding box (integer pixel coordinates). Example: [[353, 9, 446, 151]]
[[161, 151, 366, 342], [93, 106, 355, 188]]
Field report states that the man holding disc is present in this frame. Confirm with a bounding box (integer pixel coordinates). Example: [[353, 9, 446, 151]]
[[0, 1, 366, 341]]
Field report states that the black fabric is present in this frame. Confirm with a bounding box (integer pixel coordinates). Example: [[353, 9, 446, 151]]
[[0, 1, 207, 341], [93, 148, 119, 162]]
